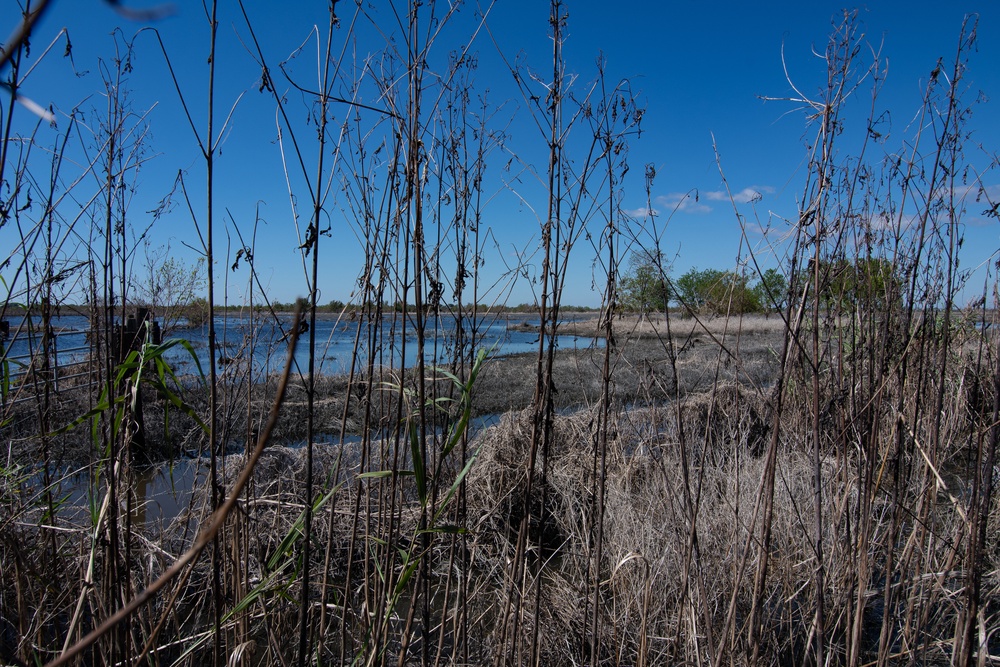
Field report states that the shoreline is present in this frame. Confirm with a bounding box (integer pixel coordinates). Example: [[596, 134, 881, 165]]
[[4, 314, 786, 467]]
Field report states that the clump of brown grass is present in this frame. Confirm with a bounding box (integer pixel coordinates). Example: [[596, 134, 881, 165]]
[[464, 391, 776, 662], [463, 346, 1000, 664]]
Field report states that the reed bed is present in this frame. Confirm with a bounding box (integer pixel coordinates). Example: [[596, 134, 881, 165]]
[[2, 2, 999, 666]]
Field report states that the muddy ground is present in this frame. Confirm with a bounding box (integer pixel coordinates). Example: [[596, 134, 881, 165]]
[[475, 314, 784, 414]]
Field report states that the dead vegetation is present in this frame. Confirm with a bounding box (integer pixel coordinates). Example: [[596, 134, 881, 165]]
[[2, 3, 999, 667]]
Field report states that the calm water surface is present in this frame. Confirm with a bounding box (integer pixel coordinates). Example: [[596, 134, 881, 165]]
[[2, 311, 602, 378]]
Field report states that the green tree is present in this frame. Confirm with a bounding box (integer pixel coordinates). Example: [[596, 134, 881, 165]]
[[753, 267, 788, 313], [848, 257, 902, 309], [183, 297, 210, 329], [802, 257, 901, 311], [134, 244, 208, 334], [675, 267, 762, 315], [675, 267, 718, 310], [620, 252, 671, 313]]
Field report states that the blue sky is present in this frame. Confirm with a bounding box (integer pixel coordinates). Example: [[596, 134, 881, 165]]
[[4, 0, 998, 308]]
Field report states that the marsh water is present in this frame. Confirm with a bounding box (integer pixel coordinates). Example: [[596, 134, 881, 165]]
[[2, 311, 600, 379], [8, 311, 600, 529]]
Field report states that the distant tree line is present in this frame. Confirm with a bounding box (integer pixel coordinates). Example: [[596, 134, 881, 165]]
[[620, 252, 901, 316], [802, 256, 902, 311], [259, 300, 598, 314], [619, 253, 788, 315]]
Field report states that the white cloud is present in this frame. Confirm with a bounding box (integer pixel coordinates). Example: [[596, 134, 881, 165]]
[[704, 185, 775, 204], [953, 182, 1000, 202], [655, 192, 712, 215], [637, 185, 779, 218], [866, 212, 919, 232], [913, 183, 1000, 226], [965, 183, 1000, 226], [625, 206, 660, 218]]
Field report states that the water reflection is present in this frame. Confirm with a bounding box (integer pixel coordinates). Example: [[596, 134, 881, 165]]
[[128, 460, 206, 529]]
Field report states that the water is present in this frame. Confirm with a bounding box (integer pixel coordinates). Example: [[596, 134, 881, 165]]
[[46, 412, 505, 530], [36, 459, 208, 532], [1, 314, 92, 375], [1, 311, 602, 379], [8, 311, 600, 527]]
